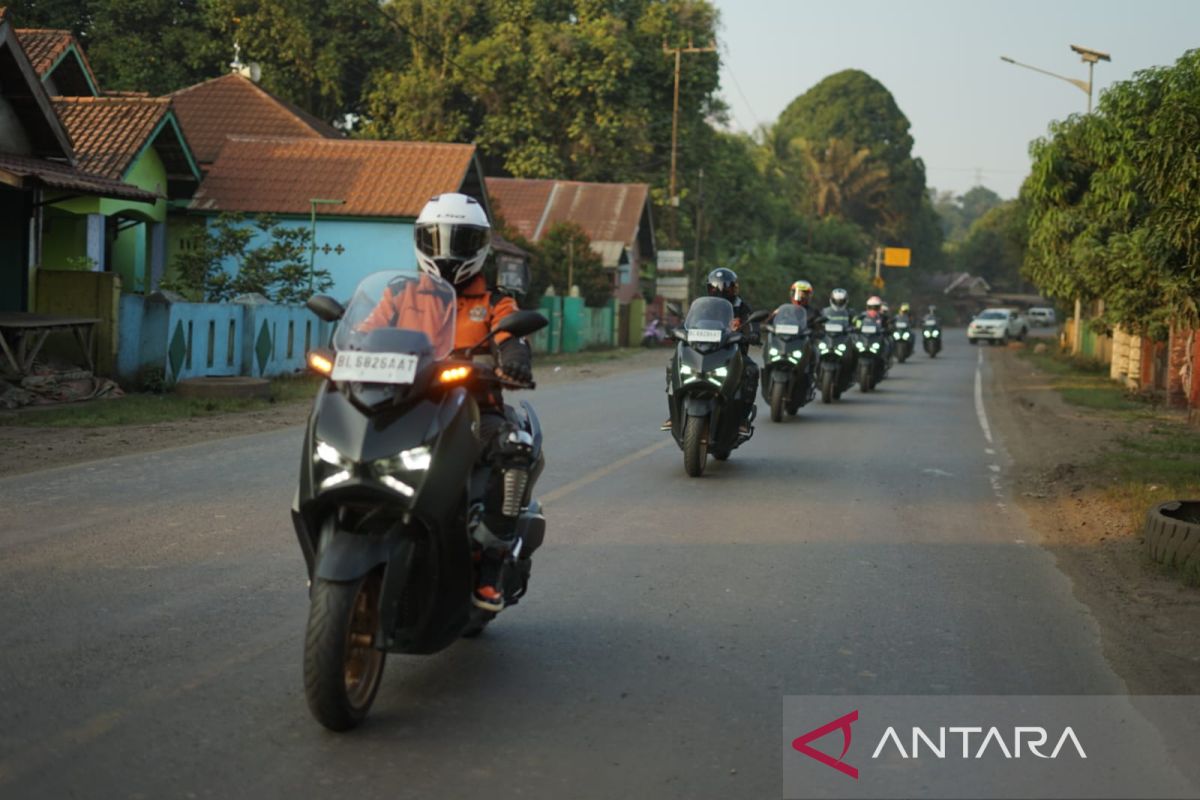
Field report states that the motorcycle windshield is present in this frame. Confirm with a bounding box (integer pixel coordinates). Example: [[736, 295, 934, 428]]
[[336, 271, 457, 359], [771, 304, 807, 337], [684, 297, 734, 341]]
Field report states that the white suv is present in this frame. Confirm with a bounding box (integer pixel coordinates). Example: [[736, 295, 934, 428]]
[[968, 308, 1028, 345], [1028, 307, 1057, 327]]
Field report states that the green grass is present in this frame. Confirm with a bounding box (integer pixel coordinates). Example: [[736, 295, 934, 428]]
[[1017, 342, 1149, 415], [0, 375, 322, 428], [1020, 342, 1200, 541]]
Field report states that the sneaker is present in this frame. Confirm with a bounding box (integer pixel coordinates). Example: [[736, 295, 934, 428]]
[[660, 418, 672, 431], [472, 555, 505, 612], [472, 584, 505, 612]]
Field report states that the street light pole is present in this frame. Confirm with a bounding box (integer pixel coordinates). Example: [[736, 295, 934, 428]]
[[309, 198, 345, 294], [1000, 45, 1110, 353]]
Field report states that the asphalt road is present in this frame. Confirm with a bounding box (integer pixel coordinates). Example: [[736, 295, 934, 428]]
[[0, 338, 1129, 799]]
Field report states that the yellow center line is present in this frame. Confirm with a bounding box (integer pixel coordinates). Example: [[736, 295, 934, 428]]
[[541, 439, 671, 506]]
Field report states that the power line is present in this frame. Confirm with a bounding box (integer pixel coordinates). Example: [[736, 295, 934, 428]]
[[718, 40, 762, 133]]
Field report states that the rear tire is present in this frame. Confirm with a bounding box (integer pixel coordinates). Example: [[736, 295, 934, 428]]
[[304, 573, 387, 732], [683, 415, 708, 477], [769, 382, 785, 422]]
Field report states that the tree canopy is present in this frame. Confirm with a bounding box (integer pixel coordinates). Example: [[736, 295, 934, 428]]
[[1022, 48, 1200, 336]]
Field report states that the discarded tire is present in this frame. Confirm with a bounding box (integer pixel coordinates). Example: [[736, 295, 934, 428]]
[[1144, 501, 1200, 575]]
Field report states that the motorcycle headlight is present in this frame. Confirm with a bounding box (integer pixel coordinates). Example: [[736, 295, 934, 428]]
[[902, 332, 911, 340], [314, 439, 354, 490], [768, 347, 781, 357], [679, 363, 694, 376], [893, 332, 902, 340], [712, 366, 729, 378], [818, 341, 830, 353], [836, 343, 847, 352], [870, 342, 881, 352], [933, 330, 940, 337], [788, 350, 803, 362], [855, 341, 866, 352], [923, 330, 931, 338]]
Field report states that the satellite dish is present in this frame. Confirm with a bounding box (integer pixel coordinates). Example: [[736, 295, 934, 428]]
[[249, 63, 262, 83]]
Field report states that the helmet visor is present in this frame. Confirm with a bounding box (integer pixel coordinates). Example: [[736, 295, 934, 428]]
[[415, 223, 490, 261]]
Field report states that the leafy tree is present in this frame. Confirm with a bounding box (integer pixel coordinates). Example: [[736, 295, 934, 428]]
[[162, 213, 330, 303], [932, 185, 1003, 242], [794, 137, 891, 225], [531, 222, 611, 307], [1023, 48, 1200, 335], [950, 200, 1027, 290]]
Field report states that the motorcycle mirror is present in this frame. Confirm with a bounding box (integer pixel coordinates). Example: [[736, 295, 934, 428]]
[[728, 332, 744, 345], [748, 309, 770, 323], [492, 310, 549, 339], [671, 328, 688, 343], [307, 294, 345, 323], [762, 323, 775, 334]]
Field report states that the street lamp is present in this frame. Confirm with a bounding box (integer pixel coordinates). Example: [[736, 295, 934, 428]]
[[309, 198, 345, 294], [1001, 45, 1110, 354], [1000, 44, 1111, 113]]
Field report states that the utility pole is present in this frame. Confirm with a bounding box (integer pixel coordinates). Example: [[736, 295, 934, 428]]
[[692, 167, 704, 298], [663, 39, 716, 247]]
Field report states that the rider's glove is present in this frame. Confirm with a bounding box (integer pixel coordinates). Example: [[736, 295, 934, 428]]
[[501, 358, 532, 384]]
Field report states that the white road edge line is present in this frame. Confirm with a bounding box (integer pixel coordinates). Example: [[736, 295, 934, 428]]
[[974, 348, 994, 444]]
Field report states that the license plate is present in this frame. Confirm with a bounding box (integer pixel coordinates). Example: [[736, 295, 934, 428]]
[[861, 324, 878, 334], [331, 352, 419, 384], [924, 320, 938, 327], [824, 322, 844, 333], [688, 328, 723, 343], [774, 324, 800, 336], [895, 321, 908, 329]]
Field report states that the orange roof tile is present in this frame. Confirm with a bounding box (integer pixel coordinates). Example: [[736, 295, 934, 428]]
[[487, 177, 651, 247], [52, 96, 171, 179], [0, 152, 157, 202], [169, 74, 340, 165], [190, 137, 479, 218], [14, 28, 98, 89]]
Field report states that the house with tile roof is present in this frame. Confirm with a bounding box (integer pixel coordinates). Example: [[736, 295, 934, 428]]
[[169, 73, 341, 170], [188, 136, 490, 299], [0, 8, 161, 313], [486, 177, 656, 303], [46, 96, 201, 294], [14, 26, 100, 97]]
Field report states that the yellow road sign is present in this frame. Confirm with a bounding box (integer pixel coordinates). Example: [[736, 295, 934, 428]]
[[883, 247, 911, 267], [872, 275, 886, 290]]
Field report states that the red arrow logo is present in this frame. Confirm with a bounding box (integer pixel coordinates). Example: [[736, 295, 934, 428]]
[[791, 710, 859, 780]]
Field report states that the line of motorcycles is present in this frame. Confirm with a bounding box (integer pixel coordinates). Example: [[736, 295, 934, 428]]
[[665, 299, 943, 477]]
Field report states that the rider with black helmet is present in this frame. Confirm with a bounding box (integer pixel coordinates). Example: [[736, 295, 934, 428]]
[[707, 267, 758, 436]]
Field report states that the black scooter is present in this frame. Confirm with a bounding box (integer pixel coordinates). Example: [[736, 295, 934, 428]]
[[760, 304, 815, 422], [665, 298, 768, 477], [922, 317, 942, 357], [293, 273, 548, 731], [816, 316, 856, 403], [854, 319, 888, 392], [892, 318, 915, 363]]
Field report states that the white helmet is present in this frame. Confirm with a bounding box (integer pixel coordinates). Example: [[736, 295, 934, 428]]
[[414, 193, 491, 287], [830, 288, 848, 309]]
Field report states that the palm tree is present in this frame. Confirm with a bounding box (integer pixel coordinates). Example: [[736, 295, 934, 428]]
[[795, 137, 892, 228]]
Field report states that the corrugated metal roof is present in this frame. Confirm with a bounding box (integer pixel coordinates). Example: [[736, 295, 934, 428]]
[[189, 136, 478, 218], [487, 177, 650, 251]]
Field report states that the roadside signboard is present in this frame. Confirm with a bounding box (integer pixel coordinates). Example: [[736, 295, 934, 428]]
[[657, 250, 685, 272], [883, 247, 911, 267]]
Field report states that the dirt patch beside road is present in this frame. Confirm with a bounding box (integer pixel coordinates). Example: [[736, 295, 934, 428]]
[[988, 346, 1200, 693], [0, 348, 672, 479]]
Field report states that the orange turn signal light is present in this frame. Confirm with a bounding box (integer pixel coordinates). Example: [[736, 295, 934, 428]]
[[438, 365, 472, 384], [308, 350, 334, 377]]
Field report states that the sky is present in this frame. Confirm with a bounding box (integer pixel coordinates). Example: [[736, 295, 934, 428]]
[[712, 0, 1200, 199]]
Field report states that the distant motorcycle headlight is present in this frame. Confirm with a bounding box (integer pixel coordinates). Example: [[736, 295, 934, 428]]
[[768, 347, 781, 357], [933, 330, 941, 337], [836, 343, 847, 352], [788, 350, 803, 362], [855, 341, 866, 352], [870, 342, 881, 352], [893, 332, 902, 340], [818, 341, 830, 353]]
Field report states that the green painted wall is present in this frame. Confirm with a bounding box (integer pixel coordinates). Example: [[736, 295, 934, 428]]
[[49, 146, 167, 223], [112, 221, 148, 293]]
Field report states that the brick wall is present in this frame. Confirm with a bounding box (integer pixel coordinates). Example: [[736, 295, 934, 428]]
[[1167, 326, 1198, 412]]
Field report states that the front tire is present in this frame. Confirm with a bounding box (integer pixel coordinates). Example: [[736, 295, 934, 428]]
[[769, 382, 785, 422], [820, 369, 834, 404], [683, 415, 708, 477], [304, 573, 387, 732], [858, 362, 871, 393]]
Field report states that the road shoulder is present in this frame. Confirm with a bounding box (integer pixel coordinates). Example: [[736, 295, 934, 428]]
[[987, 345, 1200, 693]]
